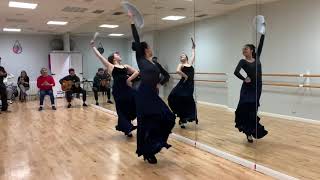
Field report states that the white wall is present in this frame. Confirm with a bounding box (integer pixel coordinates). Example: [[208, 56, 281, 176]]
[[152, 0, 320, 120], [155, 5, 257, 107], [0, 34, 53, 81], [0, 34, 130, 83], [72, 36, 130, 80], [258, 0, 320, 120]]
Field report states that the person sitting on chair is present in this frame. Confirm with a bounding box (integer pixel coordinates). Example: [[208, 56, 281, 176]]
[[0, 66, 8, 112], [4, 73, 15, 104], [93, 68, 113, 106], [37, 68, 56, 111], [17, 70, 30, 102], [59, 68, 87, 108]]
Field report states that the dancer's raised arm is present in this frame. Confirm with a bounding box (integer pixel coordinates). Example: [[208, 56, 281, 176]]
[[90, 41, 114, 71]]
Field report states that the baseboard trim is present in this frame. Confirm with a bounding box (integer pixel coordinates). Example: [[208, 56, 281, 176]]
[[90, 104, 118, 117], [259, 111, 320, 125], [197, 101, 229, 109], [89, 104, 298, 180], [196, 101, 320, 125], [170, 133, 196, 147]]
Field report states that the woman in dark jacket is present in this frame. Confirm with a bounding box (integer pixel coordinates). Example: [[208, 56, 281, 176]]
[[17, 70, 30, 102]]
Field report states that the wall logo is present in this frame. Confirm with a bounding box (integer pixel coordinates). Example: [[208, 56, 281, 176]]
[[13, 40, 22, 54]]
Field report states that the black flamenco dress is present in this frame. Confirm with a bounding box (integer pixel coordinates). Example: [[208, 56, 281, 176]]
[[234, 34, 268, 139], [112, 66, 137, 135], [131, 24, 175, 157], [168, 66, 198, 125]]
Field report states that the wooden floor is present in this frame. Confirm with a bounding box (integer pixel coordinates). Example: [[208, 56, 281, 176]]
[[91, 95, 320, 180], [192, 104, 320, 180], [0, 99, 272, 180]]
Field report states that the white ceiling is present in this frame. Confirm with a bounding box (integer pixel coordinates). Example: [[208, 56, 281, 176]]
[[0, 0, 279, 37]]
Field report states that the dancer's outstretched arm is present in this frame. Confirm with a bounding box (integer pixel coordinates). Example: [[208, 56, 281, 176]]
[[90, 41, 114, 72]]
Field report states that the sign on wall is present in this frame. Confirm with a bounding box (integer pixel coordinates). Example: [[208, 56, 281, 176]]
[[13, 40, 22, 54]]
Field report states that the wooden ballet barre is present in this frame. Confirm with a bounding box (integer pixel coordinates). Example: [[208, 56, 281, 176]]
[[169, 72, 227, 76], [263, 82, 320, 88], [303, 74, 320, 78], [263, 73, 320, 78], [196, 72, 227, 75], [172, 78, 226, 83], [196, 80, 227, 83]]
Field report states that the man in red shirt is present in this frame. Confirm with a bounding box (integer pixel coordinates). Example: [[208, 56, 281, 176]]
[[37, 68, 56, 111]]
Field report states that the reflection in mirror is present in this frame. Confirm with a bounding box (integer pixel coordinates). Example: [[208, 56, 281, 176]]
[[83, 0, 320, 179], [190, 0, 261, 163], [189, 0, 318, 179], [254, 1, 320, 179], [155, 0, 198, 141]]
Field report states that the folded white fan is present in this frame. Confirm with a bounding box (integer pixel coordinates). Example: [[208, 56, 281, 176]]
[[122, 1, 144, 28], [253, 15, 266, 35]]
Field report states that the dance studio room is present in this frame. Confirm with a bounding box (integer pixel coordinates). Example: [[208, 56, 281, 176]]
[[0, 0, 319, 179]]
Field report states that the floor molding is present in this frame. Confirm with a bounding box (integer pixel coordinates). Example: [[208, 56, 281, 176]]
[[89, 104, 299, 180], [197, 101, 229, 110], [259, 111, 320, 125], [197, 101, 320, 125], [90, 104, 118, 116]]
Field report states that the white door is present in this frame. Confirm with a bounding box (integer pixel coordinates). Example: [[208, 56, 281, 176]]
[[50, 53, 71, 97]]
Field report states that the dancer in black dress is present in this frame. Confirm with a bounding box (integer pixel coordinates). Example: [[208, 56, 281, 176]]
[[168, 39, 198, 128], [129, 12, 175, 164], [90, 41, 139, 137], [152, 57, 170, 93], [0, 66, 8, 111], [234, 31, 268, 143]]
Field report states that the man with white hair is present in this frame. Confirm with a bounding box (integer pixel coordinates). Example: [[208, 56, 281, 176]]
[[37, 68, 56, 111]]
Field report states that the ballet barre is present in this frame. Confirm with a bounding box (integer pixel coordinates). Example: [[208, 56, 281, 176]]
[[169, 72, 320, 77], [195, 80, 227, 83], [169, 72, 227, 76], [263, 73, 320, 78], [195, 72, 227, 75], [263, 82, 320, 88], [172, 78, 226, 83]]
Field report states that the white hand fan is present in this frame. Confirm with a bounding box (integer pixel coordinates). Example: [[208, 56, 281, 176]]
[[253, 15, 266, 35], [122, 1, 144, 28]]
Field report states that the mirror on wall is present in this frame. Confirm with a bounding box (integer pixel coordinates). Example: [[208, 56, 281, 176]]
[[81, 0, 320, 179], [253, 0, 320, 179], [190, 0, 261, 165], [156, 0, 198, 142]]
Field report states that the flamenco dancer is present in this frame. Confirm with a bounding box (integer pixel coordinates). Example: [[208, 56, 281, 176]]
[[129, 12, 175, 164], [152, 57, 171, 93], [234, 16, 268, 143], [90, 41, 139, 137], [168, 38, 198, 128]]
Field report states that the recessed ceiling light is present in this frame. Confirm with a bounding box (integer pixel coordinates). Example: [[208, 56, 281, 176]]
[[162, 16, 186, 21], [99, 24, 119, 28], [3, 28, 21, 32], [47, 21, 68, 25], [9, 1, 38, 9], [108, 34, 124, 37]]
